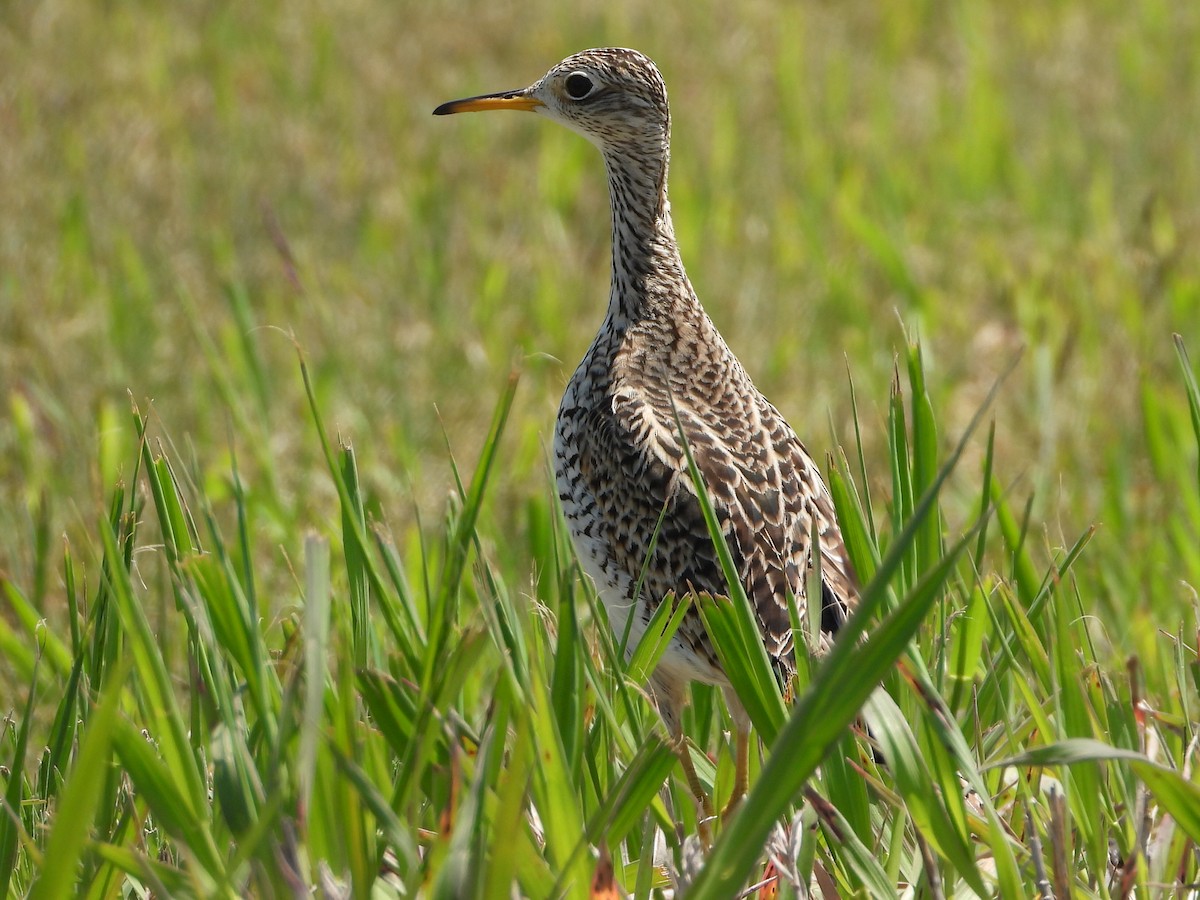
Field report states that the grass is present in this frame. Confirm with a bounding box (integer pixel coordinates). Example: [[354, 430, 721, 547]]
[[2, 0, 1199, 895]]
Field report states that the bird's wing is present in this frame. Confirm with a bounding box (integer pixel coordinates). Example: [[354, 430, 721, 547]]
[[599, 379, 859, 663]]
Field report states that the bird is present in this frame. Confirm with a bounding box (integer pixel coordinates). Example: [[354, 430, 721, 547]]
[[434, 48, 859, 837]]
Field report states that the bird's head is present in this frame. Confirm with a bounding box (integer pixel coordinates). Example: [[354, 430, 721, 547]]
[[434, 48, 671, 157]]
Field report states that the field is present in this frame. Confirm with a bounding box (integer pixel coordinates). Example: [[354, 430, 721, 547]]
[[2, 0, 1199, 896]]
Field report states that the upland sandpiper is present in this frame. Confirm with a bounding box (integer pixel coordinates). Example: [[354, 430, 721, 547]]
[[435, 48, 859, 833]]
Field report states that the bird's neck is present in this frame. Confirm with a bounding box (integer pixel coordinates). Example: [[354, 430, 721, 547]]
[[601, 149, 693, 328]]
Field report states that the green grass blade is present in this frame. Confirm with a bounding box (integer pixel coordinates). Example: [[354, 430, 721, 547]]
[[996, 738, 1200, 844], [686, 359, 1009, 899], [484, 707, 534, 899], [210, 714, 263, 838], [87, 841, 199, 898], [808, 788, 896, 897], [624, 593, 691, 697], [905, 339, 942, 579], [28, 662, 124, 900], [531, 665, 592, 899], [1175, 334, 1200, 496], [110, 720, 222, 883], [864, 689, 986, 895], [587, 733, 677, 846], [0, 578, 71, 678], [428, 371, 519, 667], [299, 534, 331, 822], [339, 441, 373, 668], [670, 399, 788, 743], [827, 451, 880, 588], [97, 519, 216, 858], [688, 514, 975, 898], [0, 664, 38, 897], [326, 740, 420, 875], [38, 650, 85, 808]]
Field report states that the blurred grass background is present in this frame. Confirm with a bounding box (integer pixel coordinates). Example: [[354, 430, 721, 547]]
[[2, 0, 1198, 653], [3, 1, 1200, 894]]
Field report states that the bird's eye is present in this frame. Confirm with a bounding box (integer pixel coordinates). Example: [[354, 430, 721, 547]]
[[564, 72, 596, 100]]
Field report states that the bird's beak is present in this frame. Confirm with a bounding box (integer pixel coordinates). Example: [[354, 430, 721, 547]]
[[433, 89, 544, 116]]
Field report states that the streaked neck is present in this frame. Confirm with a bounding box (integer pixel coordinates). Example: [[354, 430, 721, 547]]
[[601, 147, 689, 326]]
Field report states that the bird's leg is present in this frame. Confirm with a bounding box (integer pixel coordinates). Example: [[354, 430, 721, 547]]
[[656, 676, 714, 845], [722, 726, 749, 819], [674, 730, 714, 847], [721, 689, 751, 820]]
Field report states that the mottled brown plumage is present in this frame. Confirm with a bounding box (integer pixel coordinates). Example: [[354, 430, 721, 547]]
[[436, 48, 859, 823]]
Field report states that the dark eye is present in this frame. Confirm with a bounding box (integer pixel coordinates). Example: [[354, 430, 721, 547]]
[[565, 72, 595, 100]]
